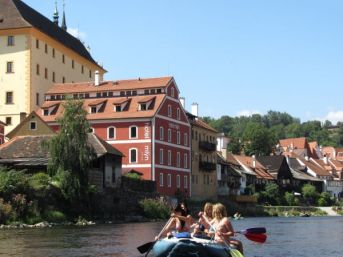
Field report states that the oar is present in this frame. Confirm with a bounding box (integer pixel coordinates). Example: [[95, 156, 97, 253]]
[[137, 217, 173, 254], [243, 232, 267, 244], [237, 227, 266, 235]]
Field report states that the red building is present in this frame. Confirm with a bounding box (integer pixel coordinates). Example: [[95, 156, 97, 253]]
[[37, 76, 191, 197], [0, 121, 5, 144]]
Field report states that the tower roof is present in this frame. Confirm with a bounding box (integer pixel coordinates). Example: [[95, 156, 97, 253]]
[[0, 0, 103, 70]]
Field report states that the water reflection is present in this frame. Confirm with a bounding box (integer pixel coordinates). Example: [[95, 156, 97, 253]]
[[0, 216, 342, 257]]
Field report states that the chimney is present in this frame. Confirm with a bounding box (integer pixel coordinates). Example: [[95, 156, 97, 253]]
[[191, 102, 198, 117], [94, 70, 100, 86], [180, 97, 185, 109], [305, 156, 309, 161], [323, 156, 329, 165], [252, 155, 256, 168]]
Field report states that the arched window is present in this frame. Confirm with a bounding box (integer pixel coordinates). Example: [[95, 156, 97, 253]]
[[130, 125, 138, 139], [129, 148, 138, 163], [107, 126, 116, 140]]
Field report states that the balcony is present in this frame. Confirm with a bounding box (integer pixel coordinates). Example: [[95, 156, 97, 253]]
[[199, 161, 216, 171], [199, 141, 216, 151]]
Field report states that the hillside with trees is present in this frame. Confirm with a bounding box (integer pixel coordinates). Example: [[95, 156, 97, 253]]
[[203, 110, 343, 155]]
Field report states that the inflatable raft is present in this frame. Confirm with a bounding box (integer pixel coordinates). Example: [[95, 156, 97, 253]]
[[148, 234, 244, 257]]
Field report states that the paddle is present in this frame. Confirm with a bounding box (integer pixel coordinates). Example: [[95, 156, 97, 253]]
[[238, 227, 266, 235], [243, 232, 267, 244], [137, 217, 173, 254]]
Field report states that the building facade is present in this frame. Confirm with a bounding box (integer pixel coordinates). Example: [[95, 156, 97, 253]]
[[0, 121, 5, 144], [37, 76, 191, 197], [187, 105, 218, 200], [0, 0, 105, 134]]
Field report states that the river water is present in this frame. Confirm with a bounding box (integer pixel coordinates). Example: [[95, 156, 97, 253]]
[[0, 216, 342, 257]]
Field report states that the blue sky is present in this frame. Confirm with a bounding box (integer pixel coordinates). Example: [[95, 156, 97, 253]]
[[25, 0, 343, 124]]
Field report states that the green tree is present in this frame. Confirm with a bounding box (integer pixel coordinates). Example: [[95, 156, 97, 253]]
[[48, 99, 95, 206], [284, 191, 296, 206], [301, 184, 318, 205], [227, 137, 242, 154], [242, 122, 272, 156]]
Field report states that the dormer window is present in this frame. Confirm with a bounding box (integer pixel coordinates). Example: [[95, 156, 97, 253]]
[[115, 105, 122, 112], [90, 106, 97, 113], [113, 99, 130, 112], [140, 103, 147, 111], [43, 109, 49, 116]]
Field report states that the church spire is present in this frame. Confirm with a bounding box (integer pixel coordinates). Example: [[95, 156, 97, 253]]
[[61, 0, 67, 31], [53, 0, 59, 26]]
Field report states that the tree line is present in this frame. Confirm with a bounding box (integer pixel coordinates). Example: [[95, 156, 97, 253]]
[[203, 110, 343, 156]]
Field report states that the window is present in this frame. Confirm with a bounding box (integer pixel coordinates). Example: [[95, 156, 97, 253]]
[[89, 127, 94, 133], [5, 92, 13, 104], [43, 109, 49, 116], [115, 105, 121, 112], [168, 150, 172, 165], [81, 65, 84, 74], [168, 174, 171, 187], [176, 175, 180, 188], [5, 117, 11, 125], [177, 152, 180, 167], [36, 64, 40, 75], [171, 87, 175, 97], [52, 48, 55, 58], [91, 106, 96, 113], [168, 129, 172, 142], [62, 54, 65, 63], [130, 126, 138, 139], [140, 103, 147, 111], [177, 131, 180, 144], [45, 44, 48, 54], [52, 71, 56, 82], [107, 127, 116, 139], [6, 61, 13, 73], [7, 36, 14, 46], [160, 173, 164, 187], [36, 39, 39, 49], [159, 149, 164, 164], [29, 121, 37, 130], [62, 77, 66, 83], [144, 89, 149, 95], [160, 126, 164, 140], [168, 105, 172, 117], [184, 133, 188, 146], [184, 153, 188, 168], [44, 68, 48, 79], [89, 70, 92, 78], [130, 148, 137, 163], [177, 108, 181, 120], [72, 60, 74, 69], [36, 93, 39, 105], [184, 176, 188, 189]]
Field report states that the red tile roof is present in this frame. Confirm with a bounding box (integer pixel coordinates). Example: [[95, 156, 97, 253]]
[[45, 77, 173, 95], [297, 157, 331, 177], [192, 118, 217, 133], [88, 99, 107, 106], [279, 137, 307, 149], [233, 155, 274, 180], [37, 94, 166, 122]]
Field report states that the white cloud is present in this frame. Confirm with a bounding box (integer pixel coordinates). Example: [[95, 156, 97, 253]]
[[318, 111, 343, 125], [236, 109, 261, 117], [67, 28, 87, 41]]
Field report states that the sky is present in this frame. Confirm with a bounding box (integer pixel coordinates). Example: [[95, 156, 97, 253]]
[[24, 0, 343, 124]]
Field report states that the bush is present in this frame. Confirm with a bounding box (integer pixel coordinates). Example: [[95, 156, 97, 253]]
[[0, 169, 29, 199], [284, 192, 295, 206], [124, 172, 141, 180], [317, 192, 332, 206], [139, 198, 171, 219], [43, 210, 66, 223], [28, 172, 51, 191], [0, 198, 13, 224]]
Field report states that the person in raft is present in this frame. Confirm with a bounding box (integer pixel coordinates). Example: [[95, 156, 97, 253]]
[[192, 202, 213, 236], [202, 203, 244, 255], [158, 203, 193, 239]]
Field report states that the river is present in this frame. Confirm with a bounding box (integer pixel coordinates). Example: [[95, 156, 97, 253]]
[[0, 216, 342, 257]]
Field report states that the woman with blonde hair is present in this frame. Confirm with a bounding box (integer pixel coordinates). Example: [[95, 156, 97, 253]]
[[210, 203, 243, 255]]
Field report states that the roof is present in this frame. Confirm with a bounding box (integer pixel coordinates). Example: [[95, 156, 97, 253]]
[[0, 0, 102, 68], [37, 94, 165, 122], [297, 157, 332, 177], [0, 120, 6, 126], [233, 155, 274, 180], [257, 155, 285, 173], [226, 152, 240, 166], [45, 77, 173, 94], [192, 118, 217, 133], [279, 137, 307, 149], [287, 157, 322, 181], [0, 134, 123, 161]]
